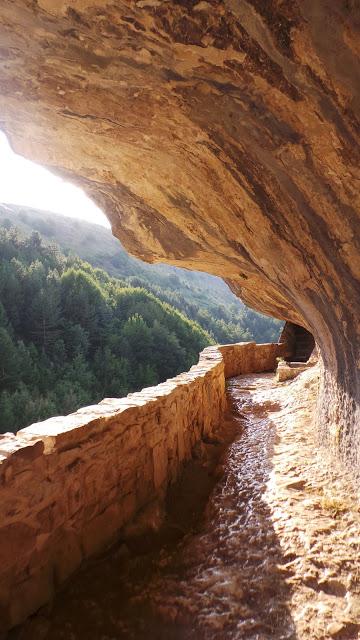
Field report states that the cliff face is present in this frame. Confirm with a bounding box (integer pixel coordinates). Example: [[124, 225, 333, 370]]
[[0, 1, 359, 459]]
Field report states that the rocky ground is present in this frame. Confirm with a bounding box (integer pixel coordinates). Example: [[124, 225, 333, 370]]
[[12, 367, 360, 640], [264, 370, 360, 639]]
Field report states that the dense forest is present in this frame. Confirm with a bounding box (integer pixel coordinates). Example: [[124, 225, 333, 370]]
[[0, 207, 283, 433], [0, 227, 211, 432], [0, 205, 282, 345]]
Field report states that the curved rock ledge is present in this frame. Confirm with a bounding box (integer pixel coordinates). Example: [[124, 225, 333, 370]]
[[0, 341, 286, 631]]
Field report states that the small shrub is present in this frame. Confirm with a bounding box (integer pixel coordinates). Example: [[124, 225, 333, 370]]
[[321, 491, 349, 517]]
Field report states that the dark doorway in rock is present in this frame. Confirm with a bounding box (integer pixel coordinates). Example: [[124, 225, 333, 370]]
[[280, 321, 315, 363]]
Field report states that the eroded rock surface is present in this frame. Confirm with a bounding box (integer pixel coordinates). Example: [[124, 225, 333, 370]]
[[0, 2, 359, 453]]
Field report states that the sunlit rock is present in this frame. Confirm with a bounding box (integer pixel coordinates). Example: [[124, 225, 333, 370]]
[[0, 2, 359, 456]]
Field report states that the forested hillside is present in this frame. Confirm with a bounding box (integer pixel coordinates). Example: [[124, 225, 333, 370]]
[[0, 204, 282, 344], [0, 227, 211, 432]]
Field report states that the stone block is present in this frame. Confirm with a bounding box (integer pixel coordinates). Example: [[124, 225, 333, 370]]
[[81, 502, 121, 558], [53, 528, 83, 586], [153, 441, 168, 490], [67, 476, 85, 519], [0, 522, 37, 574], [36, 499, 66, 533], [276, 362, 310, 382], [254, 343, 277, 372], [0, 435, 44, 482], [8, 563, 54, 629]]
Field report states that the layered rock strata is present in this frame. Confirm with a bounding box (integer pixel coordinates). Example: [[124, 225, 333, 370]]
[[0, 341, 285, 630], [0, 1, 359, 457]]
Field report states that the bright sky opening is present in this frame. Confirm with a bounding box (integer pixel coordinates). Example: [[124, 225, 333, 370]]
[[0, 131, 110, 228]]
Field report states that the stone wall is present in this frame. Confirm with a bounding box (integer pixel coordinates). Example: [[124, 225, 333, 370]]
[[0, 341, 284, 630], [218, 342, 288, 379]]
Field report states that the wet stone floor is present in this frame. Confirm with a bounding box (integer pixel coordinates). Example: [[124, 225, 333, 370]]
[[16, 372, 360, 640]]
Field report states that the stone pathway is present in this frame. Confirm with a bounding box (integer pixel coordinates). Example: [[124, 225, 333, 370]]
[[14, 369, 360, 640]]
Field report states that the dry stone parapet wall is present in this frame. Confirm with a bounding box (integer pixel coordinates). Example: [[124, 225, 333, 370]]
[[0, 341, 285, 630]]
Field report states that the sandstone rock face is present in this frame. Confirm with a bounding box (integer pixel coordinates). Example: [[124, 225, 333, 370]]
[[0, 341, 284, 630], [0, 3, 359, 451]]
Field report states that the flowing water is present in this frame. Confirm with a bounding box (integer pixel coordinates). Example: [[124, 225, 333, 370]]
[[20, 374, 297, 640]]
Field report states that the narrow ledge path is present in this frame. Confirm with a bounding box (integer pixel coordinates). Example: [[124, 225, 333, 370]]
[[15, 370, 360, 640]]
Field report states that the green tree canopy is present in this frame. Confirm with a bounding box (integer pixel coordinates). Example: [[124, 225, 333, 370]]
[[0, 226, 213, 433]]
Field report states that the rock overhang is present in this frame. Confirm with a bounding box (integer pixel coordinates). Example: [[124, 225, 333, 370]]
[[0, 0, 359, 453]]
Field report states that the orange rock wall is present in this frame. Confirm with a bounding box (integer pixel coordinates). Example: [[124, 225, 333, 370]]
[[0, 341, 284, 630]]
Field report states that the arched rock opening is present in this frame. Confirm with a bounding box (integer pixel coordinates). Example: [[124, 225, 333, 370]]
[[0, 1, 359, 464], [279, 322, 316, 363]]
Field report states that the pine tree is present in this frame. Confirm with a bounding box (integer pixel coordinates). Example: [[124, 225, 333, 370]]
[[0, 328, 19, 390], [0, 391, 14, 432]]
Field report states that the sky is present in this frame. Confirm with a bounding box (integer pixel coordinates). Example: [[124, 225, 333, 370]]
[[0, 131, 110, 228]]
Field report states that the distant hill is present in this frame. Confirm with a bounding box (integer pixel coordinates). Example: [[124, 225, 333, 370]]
[[0, 203, 235, 303], [0, 203, 282, 344]]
